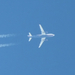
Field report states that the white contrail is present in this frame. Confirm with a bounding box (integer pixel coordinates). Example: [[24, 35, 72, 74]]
[[0, 43, 15, 48], [0, 34, 15, 38]]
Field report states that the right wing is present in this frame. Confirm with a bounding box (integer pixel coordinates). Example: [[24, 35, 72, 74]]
[[38, 37, 46, 48], [39, 24, 46, 35]]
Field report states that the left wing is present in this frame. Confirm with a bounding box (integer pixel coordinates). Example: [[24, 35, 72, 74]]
[[39, 24, 46, 35], [38, 37, 46, 48]]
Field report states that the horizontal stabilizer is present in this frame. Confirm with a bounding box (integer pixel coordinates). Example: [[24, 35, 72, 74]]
[[29, 32, 32, 36], [29, 38, 32, 41]]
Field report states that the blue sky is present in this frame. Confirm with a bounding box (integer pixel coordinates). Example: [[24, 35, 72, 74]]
[[0, 0, 75, 75]]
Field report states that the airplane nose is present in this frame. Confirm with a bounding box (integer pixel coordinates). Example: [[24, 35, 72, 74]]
[[53, 34, 55, 36]]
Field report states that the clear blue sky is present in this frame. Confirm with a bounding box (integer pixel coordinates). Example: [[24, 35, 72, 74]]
[[0, 0, 75, 75]]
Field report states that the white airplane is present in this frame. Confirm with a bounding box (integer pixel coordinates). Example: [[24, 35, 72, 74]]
[[28, 24, 55, 48]]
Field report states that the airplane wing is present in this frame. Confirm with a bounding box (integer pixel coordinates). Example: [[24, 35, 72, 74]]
[[39, 24, 46, 35], [39, 37, 46, 48]]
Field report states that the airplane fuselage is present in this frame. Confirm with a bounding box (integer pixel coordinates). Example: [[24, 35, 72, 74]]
[[28, 33, 55, 38]]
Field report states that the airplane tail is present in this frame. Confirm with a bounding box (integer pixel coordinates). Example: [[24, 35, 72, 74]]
[[29, 32, 32, 36], [28, 32, 32, 42]]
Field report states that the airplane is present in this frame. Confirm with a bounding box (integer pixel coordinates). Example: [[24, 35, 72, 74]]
[[27, 24, 55, 48]]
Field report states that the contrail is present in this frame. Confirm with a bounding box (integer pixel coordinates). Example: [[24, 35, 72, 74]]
[[0, 34, 15, 38], [0, 43, 15, 48]]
